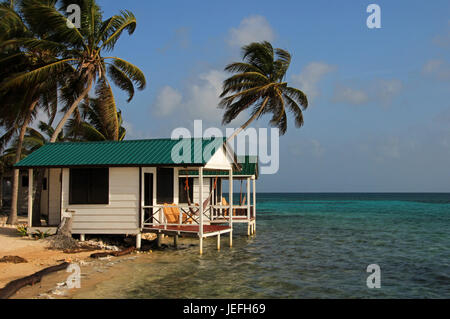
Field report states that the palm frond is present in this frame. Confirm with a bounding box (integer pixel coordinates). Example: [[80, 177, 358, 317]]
[[105, 57, 146, 91], [107, 63, 135, 102], [99, 10, 136, 52], [0, 58, 76, 89]]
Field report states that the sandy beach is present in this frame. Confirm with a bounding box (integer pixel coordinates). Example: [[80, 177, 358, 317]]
[[0, 225, 105, 291], [0, 213, 138, 299]]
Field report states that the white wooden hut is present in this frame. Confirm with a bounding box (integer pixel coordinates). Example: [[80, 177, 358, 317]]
[[14, 138, 258, 254]]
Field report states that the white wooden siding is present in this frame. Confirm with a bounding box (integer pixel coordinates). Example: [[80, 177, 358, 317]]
[[62, 167, 140, 235], [193, 177, 211, 204], [48, 168, 62, 226]]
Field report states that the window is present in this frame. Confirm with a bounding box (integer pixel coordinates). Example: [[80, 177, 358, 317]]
[[156, 168, 173, 204], [21, 175, 29, 188], [69, 168, 109, 205], [42, 178, 48, 191], [179, 177, 193, 204]]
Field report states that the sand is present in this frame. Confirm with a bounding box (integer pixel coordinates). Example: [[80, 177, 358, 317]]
[[0, 224, 105, 293]]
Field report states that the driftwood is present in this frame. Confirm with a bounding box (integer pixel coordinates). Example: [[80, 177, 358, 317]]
[[0, 262, 69, 299], [90, 247, 134, 259], [63, 246, 99, 254], [0, 256, 28, 264]]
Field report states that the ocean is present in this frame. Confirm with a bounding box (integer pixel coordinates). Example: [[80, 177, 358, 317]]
[[72, 193, 450, 299]]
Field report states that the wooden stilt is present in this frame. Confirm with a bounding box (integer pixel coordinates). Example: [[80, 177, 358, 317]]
[[157, 233, 162, 248], [199, 167, 204, 255], [174, 235, 178, 248], [217, 234, 221, 250], [80, 234, 85, 242], [229, 230, 233, 248], [136, 234, 141, 249], [247, 223, 250, 236]]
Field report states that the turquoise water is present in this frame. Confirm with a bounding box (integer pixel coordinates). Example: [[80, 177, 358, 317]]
[[74, 193, 450, 299]]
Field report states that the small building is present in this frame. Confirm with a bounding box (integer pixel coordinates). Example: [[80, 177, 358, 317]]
[[14, 138, 258, 254]]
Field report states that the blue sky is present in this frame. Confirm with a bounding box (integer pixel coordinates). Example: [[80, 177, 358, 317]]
[[96, 0, 450, 192]]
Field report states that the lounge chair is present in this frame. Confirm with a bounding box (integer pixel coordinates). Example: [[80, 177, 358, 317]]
[[163, 204, 193, 225]]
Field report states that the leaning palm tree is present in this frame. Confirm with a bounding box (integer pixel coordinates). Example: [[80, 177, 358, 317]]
[[220, 41, 308, 140], [2, 0, 147, 142]]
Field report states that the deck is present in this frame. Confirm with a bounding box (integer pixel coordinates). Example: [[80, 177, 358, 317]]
[[210, 216, 256, 224], [143, 224, 232, 238]]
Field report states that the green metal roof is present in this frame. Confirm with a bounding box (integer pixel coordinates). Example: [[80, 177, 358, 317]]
[[14, 138, 227, 168], [179, 156, 258, 178]]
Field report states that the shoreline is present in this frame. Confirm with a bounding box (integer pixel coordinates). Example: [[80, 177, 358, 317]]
[[11, 253, 149, 299], [0, 222, 149, 299]]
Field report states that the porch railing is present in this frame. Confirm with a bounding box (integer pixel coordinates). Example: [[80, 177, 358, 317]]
[[142, 204, 255, 229]]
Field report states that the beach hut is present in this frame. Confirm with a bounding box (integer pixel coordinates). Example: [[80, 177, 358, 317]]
[[14, 138, 258, 254]]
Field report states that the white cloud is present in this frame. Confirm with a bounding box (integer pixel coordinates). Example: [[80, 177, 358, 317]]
[[333, 85, 369, 105], [227, 15, 275, 47], [332, 79, 403, 106], [184, 69, 227, 120], [153, 86, 183, 116], [291, 62, 335, 100], [422, 59, 450, 81], [151, 69, 228, 125]]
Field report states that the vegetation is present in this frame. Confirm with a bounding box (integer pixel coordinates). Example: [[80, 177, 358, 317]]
[[31, 229, 51, 239], [220, 41, 308, 140], [16, 224, 28, 236], [0, 0, 146, 225]]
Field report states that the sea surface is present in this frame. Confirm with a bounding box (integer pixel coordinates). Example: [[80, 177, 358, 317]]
[[72, 193, 450, 299]]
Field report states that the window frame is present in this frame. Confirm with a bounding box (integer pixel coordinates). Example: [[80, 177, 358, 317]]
[[69, 168, 109, 205]]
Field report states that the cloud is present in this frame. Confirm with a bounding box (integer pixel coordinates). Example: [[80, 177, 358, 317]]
[[291, 62, 336, 100], [153, 86, 183, 116], [374, 79, 403, 105], [332, 85, 369, 105], [332, 79, 403, 106], [227, 15, 275, 47], [151, 69, 228, 125], [422, 59, 450, 81]]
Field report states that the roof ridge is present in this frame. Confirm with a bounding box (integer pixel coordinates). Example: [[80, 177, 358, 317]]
[[45, 137, 225, 146]]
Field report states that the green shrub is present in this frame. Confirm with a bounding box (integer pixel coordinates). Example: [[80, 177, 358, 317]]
[[32, 230, 51, 240], [16, 225, 28, 237]]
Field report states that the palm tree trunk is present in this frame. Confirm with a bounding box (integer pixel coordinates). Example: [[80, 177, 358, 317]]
[[50, 75, 94, 143], [7, 99, 38, 225], [32, 168, 44, 226], [227, 96, 270, 142]]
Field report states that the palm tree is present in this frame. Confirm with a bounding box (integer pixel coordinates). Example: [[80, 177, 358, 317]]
[[66, 84, 127, 142], [1, 0, 146, 143], [1, 121, 65, 225], [0, 0, 61, 224], [220, 41, 308, 140]]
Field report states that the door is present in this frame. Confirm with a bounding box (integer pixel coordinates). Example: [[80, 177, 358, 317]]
[[142, 168, 155, 226], [156, 168, 174, 204]]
